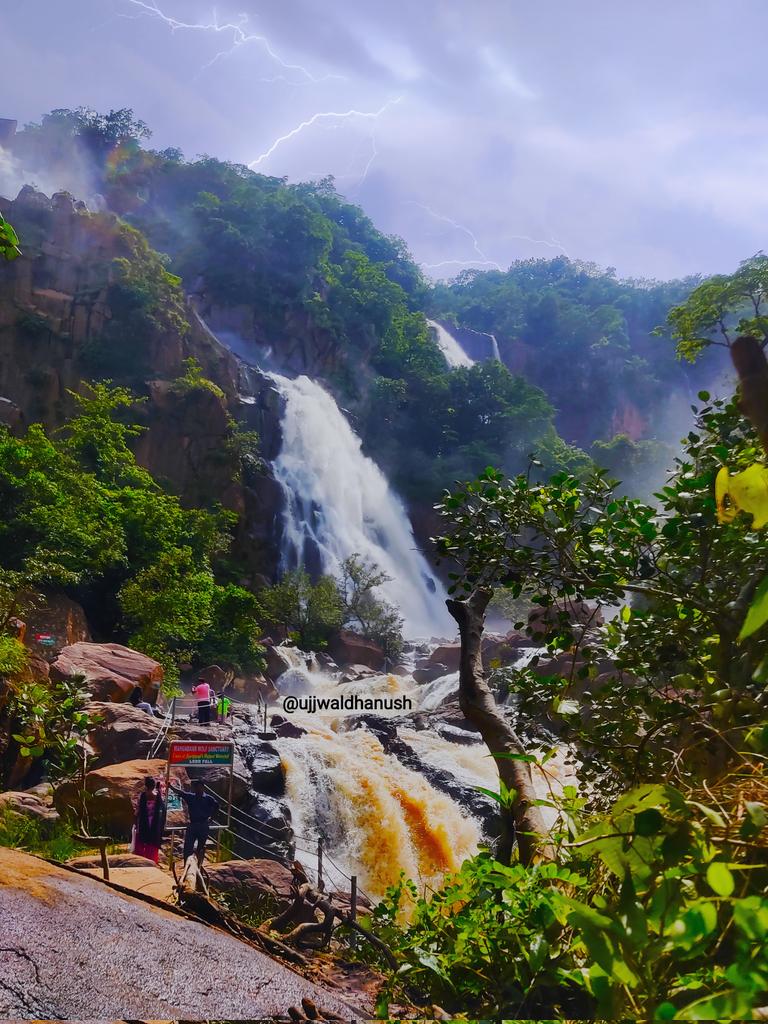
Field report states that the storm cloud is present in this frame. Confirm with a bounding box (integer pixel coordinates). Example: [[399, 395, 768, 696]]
[[2, 0, 767, 279]]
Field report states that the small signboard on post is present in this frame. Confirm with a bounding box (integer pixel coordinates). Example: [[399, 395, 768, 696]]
[[167, 741, 234, 766], [164, 740, 236, 846]]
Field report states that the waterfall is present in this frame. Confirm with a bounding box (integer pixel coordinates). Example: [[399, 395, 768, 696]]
[[269, 372, 453, 638], [489, 333, 501, 361], [426, 318, 474, 369]]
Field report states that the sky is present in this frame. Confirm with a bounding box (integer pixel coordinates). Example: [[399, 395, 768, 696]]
[[2, 0, 768, 281]]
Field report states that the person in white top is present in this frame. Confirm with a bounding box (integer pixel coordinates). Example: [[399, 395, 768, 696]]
[[192, 678, 212, 724]]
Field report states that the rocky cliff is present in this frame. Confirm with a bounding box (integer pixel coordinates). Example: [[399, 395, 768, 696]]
[[0, 185, 284, 581]]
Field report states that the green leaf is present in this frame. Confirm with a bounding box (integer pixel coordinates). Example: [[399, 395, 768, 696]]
[[738, 573, 768, 641], [634, 807, 664, 836], [706, 861, 735, 897]]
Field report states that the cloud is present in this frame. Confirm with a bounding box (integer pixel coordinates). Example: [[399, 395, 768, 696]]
[[2, 0, 768, 279]]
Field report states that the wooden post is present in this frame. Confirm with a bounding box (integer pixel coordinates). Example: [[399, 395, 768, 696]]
[[349, 875, 357, 948], [317, 835, 324, 892], [73, 835, 111, 881]]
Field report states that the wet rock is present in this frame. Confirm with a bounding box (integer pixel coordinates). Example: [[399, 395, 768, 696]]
[[86, 701, 161, 767], [51, 642, 163, 703], [328, 629, 384, 670], [54, 758, 189, 838], [413, 662, 449, 685], [276, 667, 313, 696], [270, 714, 307, 739], [425, 643, 462, 672], [265, 643, 301, 681], [228, 792, 294, 862], [237, 737, 285, 796], [338, 664, 379, 683]]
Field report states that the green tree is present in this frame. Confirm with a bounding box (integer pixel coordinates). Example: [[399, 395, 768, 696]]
[[0, 214, 21, 261], [666, 253, 768, 361], [337, 554, 404, 658], [256, 571, 343, 650]]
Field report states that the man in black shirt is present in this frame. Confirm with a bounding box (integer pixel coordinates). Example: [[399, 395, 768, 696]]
[[171, 778, 219, 864]]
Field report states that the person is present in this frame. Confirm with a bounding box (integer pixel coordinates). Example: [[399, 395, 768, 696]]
[[218, 693, 232, 722], [128, 684, 155, 716], [170, 778, 219, 864], [192, 678, 212, 724], [133, 776, 166, 864], [209, 690, 219, 724]]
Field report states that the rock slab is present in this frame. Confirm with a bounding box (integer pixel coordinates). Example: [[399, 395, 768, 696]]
[[0, 847, 360, 1019], [51, 642, 163, 702]]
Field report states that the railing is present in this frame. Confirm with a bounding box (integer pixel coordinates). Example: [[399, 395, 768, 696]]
[[149, 691, 372, 925]]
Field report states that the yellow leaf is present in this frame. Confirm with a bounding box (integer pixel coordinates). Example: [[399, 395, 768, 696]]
[[716, 464, 768, 529]]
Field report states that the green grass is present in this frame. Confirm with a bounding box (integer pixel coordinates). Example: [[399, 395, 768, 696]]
[[0, 805, 88, 862]]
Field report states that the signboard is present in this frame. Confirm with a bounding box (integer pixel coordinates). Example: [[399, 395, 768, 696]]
[[35, 633, 57, 647], [167, 740, 234, 766]]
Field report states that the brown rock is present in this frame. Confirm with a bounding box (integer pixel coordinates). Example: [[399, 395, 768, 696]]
[[426, 643, 462, 672], [205, 858, 309, 917], [264, 643, 302, 681], [53, 758, 189, 838], [328, 630, 384, 670], [67, 852, 160, 869], [51, 642, 163, 702], [86, 701, 162, 767], [0, 789, 60, 826]]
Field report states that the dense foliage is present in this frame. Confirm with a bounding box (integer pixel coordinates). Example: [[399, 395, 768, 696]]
[[8, 110, 582, 502], [430, 258, 712, 450], [0, 383, 263, 679]]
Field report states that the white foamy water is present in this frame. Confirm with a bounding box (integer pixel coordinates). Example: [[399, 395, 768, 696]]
[[269, 372, 453, 638], [426, 318, 475, 368]]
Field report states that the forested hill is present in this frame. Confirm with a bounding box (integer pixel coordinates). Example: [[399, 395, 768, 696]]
[[3, 108, 718, 504], [430, 260, 720, 448]]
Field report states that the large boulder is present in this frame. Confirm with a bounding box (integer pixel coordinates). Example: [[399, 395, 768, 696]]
[[236, 737, 285, 796], [328, 630, 384, 670], [264, 644, 301, 681], [86, 701, 162, 767], [425, 643, 462, 672], [51, 642, 163, 702], [53, 758, 189, 838], [205, 858, 306, 916], [22, 592, 91, 657]]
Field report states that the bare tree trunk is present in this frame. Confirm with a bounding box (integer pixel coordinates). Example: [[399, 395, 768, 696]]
[[731, 336, 768, 454], [447, 589, 552, 865]]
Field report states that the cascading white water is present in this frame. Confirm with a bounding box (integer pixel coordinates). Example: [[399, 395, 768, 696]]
[[426, 318, 475, 369], [489, 333, 501, 361], [269, 372, 453, 638]]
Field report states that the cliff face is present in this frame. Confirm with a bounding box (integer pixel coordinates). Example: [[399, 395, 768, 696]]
[[0, 186, 284, 581]]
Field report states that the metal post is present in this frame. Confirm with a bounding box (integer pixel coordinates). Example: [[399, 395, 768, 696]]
[[317, 835, 324, 892], [263, 699, 268, 734], [170, 696, 177, 727], [349, 875, 357, 947]]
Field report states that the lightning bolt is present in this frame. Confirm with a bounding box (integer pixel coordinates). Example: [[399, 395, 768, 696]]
[[409, 202, 504, 272], [121, 0, 342, 83], [249, 97, 403, 170], [410, 201, 570, 274]]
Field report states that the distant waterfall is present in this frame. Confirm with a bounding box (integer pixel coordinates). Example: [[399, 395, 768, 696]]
[[269, 372, 453, 638], [489, 333, 501, 361], [426, 319, 474, 369]]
